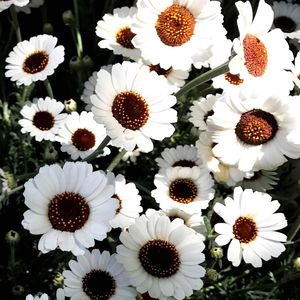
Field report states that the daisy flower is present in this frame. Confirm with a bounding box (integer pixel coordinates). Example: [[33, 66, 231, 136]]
[[196, 132, 247, 187], [155, 145, 202, 173], [57, 111, 108, 160], [189, 94, 222, 130], [116, 210, 206, 299], [18, 97, 67, 142], [0, 0, 28, 12], [81, 71, 97, 111], [22, 161, 118, 255], [293, 51, 300, 88], [152, 166, 215, 213], [5, 34, 64, 86], [214, 186, 287, 267], [207, 92, 300, 172], [229, 0, 294, 94], [15, 0, 44, 14], [62, 249, 136, 300], [237, 169, 279, 192], [96, 6, 141, 60], [91, 61, 177, 153], [272, 1, 300, 40], [131, 0, 226, 70], [107, 172, 143, 229], [25, 294, 48, 300]]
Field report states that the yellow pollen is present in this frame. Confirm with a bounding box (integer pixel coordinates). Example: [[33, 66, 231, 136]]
[[23, 50, 49, 74], [115, 26, 136, 49]]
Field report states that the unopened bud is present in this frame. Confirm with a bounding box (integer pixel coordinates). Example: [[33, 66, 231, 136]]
[[206, 268, 220, 281], [12, 285, 24, 296], [82, 55, 94, 70], [5, 230, 21, 245], [293, 257, 300, 271], [64, 99, 77, 112], [43, 23, 54, 35], [210, 246, 223, 260], [53, 272, 64, 287], [44, 146, 58, 162], [62, 10, 75, 27], [69, 56, 83, 72]]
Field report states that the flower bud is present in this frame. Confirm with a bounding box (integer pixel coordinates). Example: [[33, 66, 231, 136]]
[[64, 99, 77, 112], [44, 146, 58, 162], [12, 285, 24, 296], [69, 56, 83, 72], [210, 246, 223, 260], [43, 23, 54, 35], [62, 10, 75, 27], [5, 230, 21, 245], [293, 257, 300, 271], [82, 55, 94, 70], [53, 272, 64, 287], [206, 268, 220, 281]]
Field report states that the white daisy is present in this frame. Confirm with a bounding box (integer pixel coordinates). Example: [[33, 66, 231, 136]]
[[81, 71, 97, 111], [18, 97, 67, 142], [57, 111, 108, 160], [237, 169, 279, 192], [155, 145, 202, 173], [96, 6, 141, 60], [91, 61, 177, 153], [189, 94, 221, 130], [131, 0, 226, 70], [272, 1, 300, 40], [15, 0, 44, 14], [0, 0, 28, 12], [25, 293, 48, 300], [196, 132, 247, 187], [107, 172, 143, 229], [62, 249, 136, 300], [152, 166, 215, 213], [293, 51, 300, 88], [229, 0, 294, 94], [214, 186, 287, 267], [5, 34, 64, 86], [21, 161, 118, 255], [116, 210, 206, 299], [207, 91, 300, 172]]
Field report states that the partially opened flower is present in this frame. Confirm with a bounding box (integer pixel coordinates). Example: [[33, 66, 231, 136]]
[[207, 92, 300, 172], [96, 6, 141, 60], [131, 0, 226, 70], [152, 166, 215, 213], [62, 249, 136, 300], [5, 34, 64, 86], [107, 172, 143, 229], [116, 210, 206, 299], [229, 0, 294, 94], [19, 97, 67, 142], [272, 1, 300, 40], [57, 111, 108, 160], [22, 162, 118, 255], [0, 0, 29, 12], [214, 187, 287, 267], [91, 61, 177, 152]]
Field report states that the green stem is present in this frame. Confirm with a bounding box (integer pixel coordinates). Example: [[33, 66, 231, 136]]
[[288, 206, 300, 241], [10, 6, 22, 42], [9, 244, 16, 283], [175, 62, 229, 100], [44, 78, 54, 98], [83, 136, 111, 162], [106, 149, 127, 172], [73, 0, 83, 58], [7, 185, 24, 196]]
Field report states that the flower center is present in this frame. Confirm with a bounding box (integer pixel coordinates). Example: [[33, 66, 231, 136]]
[[155, 4, 195, 47], [273, 16, 297, 33], [172, 160, 196, 168], [115, 26, 136, 49], [235, 109, 278, 145], [113, 194, 122, 214], [204, 109, 214, 123], [48, 192, 90, 232], [32, 111, 54, 131], [149, 64, 172, 77], [169, 178, 197, 204], [82, 269, 116, 300], [233, 216, 257, 243], [139, 239, 180, 278], [243, 34, 268, 77], [71, 128, 96, 151], [224, 73, 244, 86], [22, 50, 49, 74], [112, 91, 149, 130]]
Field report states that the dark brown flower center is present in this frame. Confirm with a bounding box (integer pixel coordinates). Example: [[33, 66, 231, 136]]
[[115, 26, 136, 49], [48, 192, 90, 232], [149, 64, 172, 77], [169, 178, 197, 204], [82, 269, 116, 300], [112, 91, 149, 130], [224, 73, 244, 86], [113, 194, 122, 214], [22, 50, 49, 74], [233, 216, 257, 243], [274, 16, 297, 33], [155, 4, 195, 47], [204, 109, 214, 123], [243, 34, 268, 77], [141, 293, 157, 300], [71, 128, 96, 151], [32, 111, 54, 131], [139, 239, 180, 278], [235, 109, 278, 145], [172, 160, 196, 168]]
